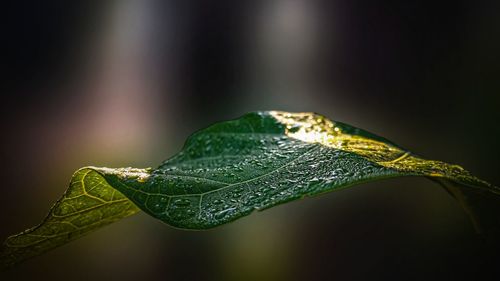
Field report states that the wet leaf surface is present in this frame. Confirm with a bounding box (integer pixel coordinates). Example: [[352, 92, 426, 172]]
[[1, 111, 497, 269]]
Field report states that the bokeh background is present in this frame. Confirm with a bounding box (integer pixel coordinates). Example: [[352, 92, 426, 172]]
[[2, 1, 500, 280]]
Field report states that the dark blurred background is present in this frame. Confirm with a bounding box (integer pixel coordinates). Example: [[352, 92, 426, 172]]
[[1, 1, 500, 280]]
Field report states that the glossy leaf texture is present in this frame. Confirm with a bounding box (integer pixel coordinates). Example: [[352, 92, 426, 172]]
[[1, 111, 498, 269]]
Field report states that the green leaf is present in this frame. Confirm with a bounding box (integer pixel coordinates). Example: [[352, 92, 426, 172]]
[[1, 111, 498, 269], [0, 168, 141, 269]]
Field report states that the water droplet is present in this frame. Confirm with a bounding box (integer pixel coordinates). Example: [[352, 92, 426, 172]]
[[213, 199, 225, 205], [310, 177, 320, 184], [214, 207, 236, 220], [173, 198, 191, 207]]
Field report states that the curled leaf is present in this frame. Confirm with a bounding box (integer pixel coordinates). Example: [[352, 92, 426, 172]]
[[1, 111, 497, 269]]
